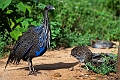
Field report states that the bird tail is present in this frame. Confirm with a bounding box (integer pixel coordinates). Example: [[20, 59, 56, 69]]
[[4, 51, 20, 71], [4, 56, 10, 71], [4, 51, 14, 71]]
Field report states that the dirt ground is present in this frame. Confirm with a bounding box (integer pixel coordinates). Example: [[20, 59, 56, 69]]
[[0, 42, 119, 80]]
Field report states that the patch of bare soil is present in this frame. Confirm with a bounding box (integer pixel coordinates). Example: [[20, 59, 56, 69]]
[[0, 42, 118, 80]]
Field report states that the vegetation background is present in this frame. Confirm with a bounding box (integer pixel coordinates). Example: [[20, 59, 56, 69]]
[[0, 0, 120, 57]]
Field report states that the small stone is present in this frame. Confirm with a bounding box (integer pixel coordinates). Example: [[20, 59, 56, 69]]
[[78, 73, 84, 77], [81, 63, 85, 67], [85, 74, 89, 77], [109, 73, 116, 76], [89, 76, 96, 80], [53, 72, 61, 77], [68, 67, 74, 71]]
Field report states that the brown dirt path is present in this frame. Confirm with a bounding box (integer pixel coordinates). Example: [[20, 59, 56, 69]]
[[0, 42, 118, 80]]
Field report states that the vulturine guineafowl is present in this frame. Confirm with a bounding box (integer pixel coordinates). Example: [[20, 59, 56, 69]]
[[5, 5, 55, 75]]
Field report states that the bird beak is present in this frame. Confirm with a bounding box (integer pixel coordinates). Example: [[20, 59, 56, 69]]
[[52, 7, 55, 9]]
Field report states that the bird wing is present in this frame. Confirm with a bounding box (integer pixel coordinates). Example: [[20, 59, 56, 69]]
[[11, 27, 37, 58], [11, 24, 49, 58]]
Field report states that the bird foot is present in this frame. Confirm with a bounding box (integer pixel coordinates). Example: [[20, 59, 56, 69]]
[[28, 70, 37, 76]]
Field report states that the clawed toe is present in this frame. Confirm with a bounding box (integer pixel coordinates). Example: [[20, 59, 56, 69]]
[[28, 70, 37, 76]]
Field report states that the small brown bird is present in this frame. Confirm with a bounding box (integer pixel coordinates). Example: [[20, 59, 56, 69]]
[[91, 40, 116, 49], [70, 46, 92, 70], [71, 46, 92, 63]]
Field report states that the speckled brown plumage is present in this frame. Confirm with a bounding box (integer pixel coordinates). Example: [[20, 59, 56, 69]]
[[71, 46, 92, 63]]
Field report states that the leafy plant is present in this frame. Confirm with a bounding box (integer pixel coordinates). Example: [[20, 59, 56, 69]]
[[0, 0, 12, 10], [85, 54, 117, 75], [0, 0, 120, 51], [50, 21, 61, 48], [0, 36, 5, 57], [0, 31, 10, 57]]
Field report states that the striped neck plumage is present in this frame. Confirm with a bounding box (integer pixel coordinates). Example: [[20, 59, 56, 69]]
[[43, 10, 49, 28], [43, 9, 50, 48]]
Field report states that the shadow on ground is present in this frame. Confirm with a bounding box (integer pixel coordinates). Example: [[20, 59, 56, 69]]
[[19, 62, 79, 71]]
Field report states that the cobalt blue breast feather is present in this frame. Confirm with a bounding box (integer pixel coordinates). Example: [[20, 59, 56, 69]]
[[33, 25, 48, 56]]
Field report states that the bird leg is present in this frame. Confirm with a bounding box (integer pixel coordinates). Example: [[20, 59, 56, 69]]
[[27, 58, 37, 76]]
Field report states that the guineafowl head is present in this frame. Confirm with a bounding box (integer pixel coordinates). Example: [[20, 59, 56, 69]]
[[44, 5, 55, 10]]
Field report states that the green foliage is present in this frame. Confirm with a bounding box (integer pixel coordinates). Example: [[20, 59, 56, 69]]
[[0, 30, 10, 57], [50, 22, 61, 48], [0, 0, 12, 10], [0, 0, 120, 50], [53, 0, 120, 47], [0, 35, 5, 57], [85, 54, 117, 75]]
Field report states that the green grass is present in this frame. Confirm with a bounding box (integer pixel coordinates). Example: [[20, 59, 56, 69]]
[[85, 53, 117, 75]]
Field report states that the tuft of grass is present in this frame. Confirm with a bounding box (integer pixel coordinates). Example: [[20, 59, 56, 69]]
[[85, 53, 117, 75]]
